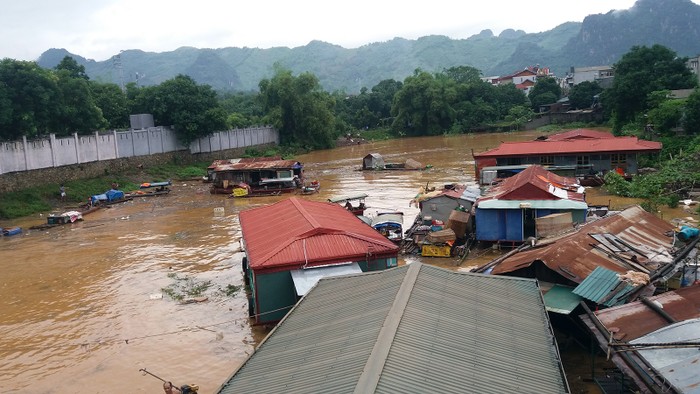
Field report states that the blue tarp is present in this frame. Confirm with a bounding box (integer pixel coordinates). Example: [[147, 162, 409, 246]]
[[91, 189, 125, 204]]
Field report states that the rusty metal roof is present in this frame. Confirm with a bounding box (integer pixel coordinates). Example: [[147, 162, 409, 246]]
[[590, 285, 700, 342], [545, 129, 617, 141], [492, 205, 675, 282], [474, 135, 661, 158], [210, 157, 301, 171], [240, 198, 399, 270], [477, 165, 585, 204], [217, 263, 570, 394]]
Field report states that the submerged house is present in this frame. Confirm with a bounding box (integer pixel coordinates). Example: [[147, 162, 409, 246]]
[[413, 184, 480, 223], [474, 165, 587, 243], [217, 263, 570, 393], [208, 157, 303, 195], [362, 153, 423, 170], [239, 197, 399, 324], [579, 285, 700, 393], [475, 205, 682, 315], [473, 129, 662, 183]]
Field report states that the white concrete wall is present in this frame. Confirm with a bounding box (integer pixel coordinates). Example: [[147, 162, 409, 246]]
[[0, 126, 277, 175]]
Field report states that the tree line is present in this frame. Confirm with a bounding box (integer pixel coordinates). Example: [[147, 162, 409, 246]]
[[0, 44, 698, 151]]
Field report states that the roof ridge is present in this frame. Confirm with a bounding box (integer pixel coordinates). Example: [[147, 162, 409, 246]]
[[353, 263, 422, 393]]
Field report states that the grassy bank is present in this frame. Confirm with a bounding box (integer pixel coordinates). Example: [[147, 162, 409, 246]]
[[0, 162, 209, 220]]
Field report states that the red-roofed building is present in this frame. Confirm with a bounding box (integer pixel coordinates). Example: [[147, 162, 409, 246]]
[[473, 129, 662, 183], [240, 197, 399, 324], [474, 165, 587, 242]]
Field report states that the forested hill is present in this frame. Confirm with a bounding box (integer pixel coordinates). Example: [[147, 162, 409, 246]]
[[37, 0, 700, 93]]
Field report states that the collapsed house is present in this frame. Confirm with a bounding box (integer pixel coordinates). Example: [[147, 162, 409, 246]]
[[473, 205, 697, 315], [579, 285, 700, 393]]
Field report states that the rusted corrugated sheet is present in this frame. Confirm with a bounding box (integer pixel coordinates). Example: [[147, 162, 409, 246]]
[[492, 206, 675, 282], [211, 157, 300, 171], [477, 165, 584, 203], [240, 198, 398, 270], [591, 285, 700, 341], [474, 135, 661, 158], [546, 129, 616, 141]]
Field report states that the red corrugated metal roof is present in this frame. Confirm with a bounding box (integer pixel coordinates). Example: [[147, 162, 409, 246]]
[[546, 129, 616, 141], [492, 206, 675, 282], [474, 136, 661, 158], [211, 158, 301, 172], [593, 285, 700, 341], [477, 165, 584, 203], [240, 198, 399, 270]]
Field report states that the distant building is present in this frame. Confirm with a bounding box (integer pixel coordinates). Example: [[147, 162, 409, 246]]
[[687, 55, 700, 84], [473, 129, 662, 181], [566, 66, 614, 88]]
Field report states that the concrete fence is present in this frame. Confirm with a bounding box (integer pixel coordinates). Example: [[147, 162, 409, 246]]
[[0, 126, 278, 176]]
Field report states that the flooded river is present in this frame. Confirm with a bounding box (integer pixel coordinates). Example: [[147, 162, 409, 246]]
[[0, 130, 690, 393]]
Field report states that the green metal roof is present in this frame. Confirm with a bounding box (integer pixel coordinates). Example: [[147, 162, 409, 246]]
[[573, 266, 635, 307], [217, 263, 570, 394], [542, 284, 583, 314], [328, 193, 369, 203]]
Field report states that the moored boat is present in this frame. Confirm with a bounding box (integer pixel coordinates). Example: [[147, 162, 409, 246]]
[[328, 193, 368, 216]]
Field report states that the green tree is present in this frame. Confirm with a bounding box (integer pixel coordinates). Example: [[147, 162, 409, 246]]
[[0, 59, 60, 139], [647, 97, 685, 135], [528, 77, 561, 110], [391, 69, 456, 136], [683, 89, 700, 134], [90, 82, 129, 129], [258, 67, 336, 149], [52, 68, 106, 135], [603, 45, 697, 132], [55, 56, 89, 80], [443, 66, 481, 85], [131, 75, 227, 144], [568, 81, 602, 109]]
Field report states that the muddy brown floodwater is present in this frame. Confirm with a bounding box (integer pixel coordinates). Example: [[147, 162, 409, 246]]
[[1, 130, 692, 393]]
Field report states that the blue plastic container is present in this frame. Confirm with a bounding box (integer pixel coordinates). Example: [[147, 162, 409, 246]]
[[678, 226, 700, 241]]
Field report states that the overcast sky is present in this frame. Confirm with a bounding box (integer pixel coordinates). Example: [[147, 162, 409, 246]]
[[3, 0, 697, 62]]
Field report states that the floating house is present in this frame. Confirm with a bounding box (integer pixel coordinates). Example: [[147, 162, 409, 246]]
[[473, 129, 662, 183], [217, 263, 570, 393], [361, 153, 423, 170], [239, 197, 399, 324], [208, 157, 303, 195], [474, 165, 587, 243], [474, 205, 684, 315], [412, 184, 480, 223], [579, 285, 700, 393]]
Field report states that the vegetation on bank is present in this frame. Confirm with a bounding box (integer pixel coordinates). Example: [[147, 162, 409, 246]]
[[0, 163, 208, 220]]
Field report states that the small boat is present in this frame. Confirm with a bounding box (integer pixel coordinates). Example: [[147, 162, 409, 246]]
[[2, 226, 22, 236], [329, 193, 368, 216], [139, 180, 172, 191], [371, 212, 404, 243], [298, 180, 320, 195]]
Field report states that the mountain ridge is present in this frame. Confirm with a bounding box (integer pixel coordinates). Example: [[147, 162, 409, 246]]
[[36, 0, 700, 93]]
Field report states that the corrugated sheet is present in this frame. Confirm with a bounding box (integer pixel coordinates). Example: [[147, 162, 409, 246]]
[[592, 285, 700, 342], [211, 157, 301, 171], [474, 135, 661, 158], [543, 285, 582, 314], [492, 205, 675, 283], [476, 165, 584, 205], [572, 266, 635, 307], [631, 319, 700, 393], [545, 129, 616, 141], [217, 263, 569, 394], [240, 198, 399, 270]]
